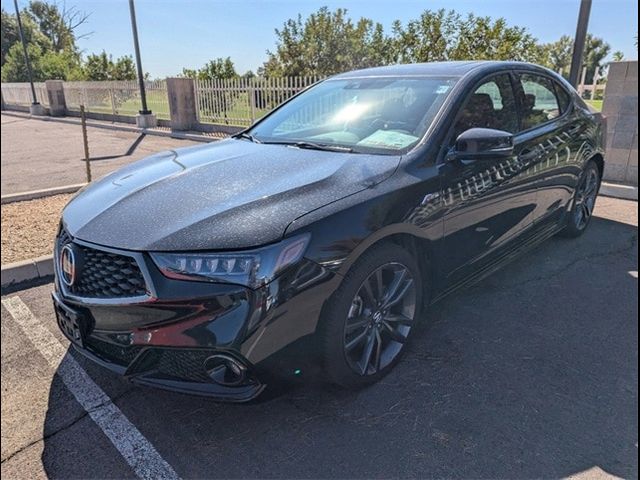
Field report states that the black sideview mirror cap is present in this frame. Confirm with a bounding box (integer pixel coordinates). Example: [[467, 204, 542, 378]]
[[450, 128, 514, 161]]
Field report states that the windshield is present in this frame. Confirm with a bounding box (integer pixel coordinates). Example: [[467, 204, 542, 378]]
[[247, 76, 458, 154]]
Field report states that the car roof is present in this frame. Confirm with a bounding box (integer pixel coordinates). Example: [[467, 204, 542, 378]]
[[331, 61, 536, 79]]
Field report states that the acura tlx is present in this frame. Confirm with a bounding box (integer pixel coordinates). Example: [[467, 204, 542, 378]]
[[52, 61, 605, 401]]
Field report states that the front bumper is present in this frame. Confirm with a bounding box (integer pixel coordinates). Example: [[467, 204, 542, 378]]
[[52, 241, 341, 402]]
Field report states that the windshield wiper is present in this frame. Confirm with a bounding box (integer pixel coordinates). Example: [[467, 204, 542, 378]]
[[232, 131, 262, 143], [262, 140, 354, 153]]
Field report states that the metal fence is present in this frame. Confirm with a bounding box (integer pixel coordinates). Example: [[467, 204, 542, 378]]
[[62, 80, 170, 119], [195, 76, 322, 126], [1, 82, 49, 106]]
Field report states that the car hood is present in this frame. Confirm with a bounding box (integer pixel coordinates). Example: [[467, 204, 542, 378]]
[[63, 139, 400, 251]]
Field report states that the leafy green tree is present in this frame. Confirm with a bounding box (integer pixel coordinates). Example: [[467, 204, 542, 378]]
[[540, 34, 610, 82], [1, 7, 51, 65], [1, 41, 82, 81], [391, 9, 540, 63], [83, 51, 137, 81], [197, 57, 237, 80], [263, 7, 391, 76], [612, 51, 624, 62], [1, 1, 89, 81]]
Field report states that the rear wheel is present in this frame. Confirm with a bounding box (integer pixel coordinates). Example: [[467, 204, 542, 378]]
[[320, 242, 424, 388], [560, 160, 601, 238]]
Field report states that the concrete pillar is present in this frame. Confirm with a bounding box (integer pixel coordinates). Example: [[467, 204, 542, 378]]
[[602, 61, 638, 185], [166, 77, 198, 131], [45, 80, 66, 116]]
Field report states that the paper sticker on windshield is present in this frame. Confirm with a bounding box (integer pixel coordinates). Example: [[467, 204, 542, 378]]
[[357, 130, 418, 149], [435, 85, 451, 94]]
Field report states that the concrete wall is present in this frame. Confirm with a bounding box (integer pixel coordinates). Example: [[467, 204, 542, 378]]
[[602, 61, 638, 185]]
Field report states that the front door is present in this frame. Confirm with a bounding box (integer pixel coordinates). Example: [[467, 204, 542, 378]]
[[440, 73, 537, 286]]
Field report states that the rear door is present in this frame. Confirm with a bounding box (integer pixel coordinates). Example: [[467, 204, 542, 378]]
[[440, 73, 537, 286], [513, 72, 580, 226]]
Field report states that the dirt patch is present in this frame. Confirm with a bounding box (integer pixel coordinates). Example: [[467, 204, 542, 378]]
[[1, 194, 72, 264]]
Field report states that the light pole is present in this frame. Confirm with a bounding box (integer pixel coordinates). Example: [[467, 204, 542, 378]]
[[13, 0, 45, 115], [568, 0, 592, 88], [128, 0, 156, 127]]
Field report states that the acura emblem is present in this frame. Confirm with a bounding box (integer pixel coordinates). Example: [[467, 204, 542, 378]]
[[60, 244, 76, 286]]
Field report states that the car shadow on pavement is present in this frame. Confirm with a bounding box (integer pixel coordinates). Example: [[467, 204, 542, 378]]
[[41, 215, 638, 479]]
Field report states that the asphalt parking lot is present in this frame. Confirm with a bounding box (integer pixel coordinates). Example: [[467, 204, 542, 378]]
[[1, 196, 637, 479], [0, 114, 200, 195]]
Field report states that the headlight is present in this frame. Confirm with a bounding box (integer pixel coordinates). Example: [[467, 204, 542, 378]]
[[150, 234, 310, 289]]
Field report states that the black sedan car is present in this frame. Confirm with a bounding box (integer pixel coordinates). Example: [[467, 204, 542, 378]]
[[53, 61, 605, 401]]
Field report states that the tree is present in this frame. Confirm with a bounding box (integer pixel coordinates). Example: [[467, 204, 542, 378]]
[[1, 7, 51, 65], [540, 34, 610, 82], [197, 57, 237, 80], [1, 1, 89, 81], [264, 7, 541, 77], [26, 0, 91, 53], [83, 51, 137, 81], [612, 51, 624, 62], [263, 7, 391, 76], [391, 9, 540, 63]]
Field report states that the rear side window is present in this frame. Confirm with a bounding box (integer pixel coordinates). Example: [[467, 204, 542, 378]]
[[554, 82, 572, 113], [517, 74, 561, 130], [453, 74, 518, 139]]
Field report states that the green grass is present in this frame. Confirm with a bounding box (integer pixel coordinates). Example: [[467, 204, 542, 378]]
[[585, 99, 603, 111]]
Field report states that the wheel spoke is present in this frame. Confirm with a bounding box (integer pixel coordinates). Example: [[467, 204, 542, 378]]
[[358, 331, 376, 374], [345, 316, 369, 334], [373, 329, 382, 372], [360, 278, 377, 308], [582, 202, 591, 219], [383, 313, 413, 325], [383, 277, 414, 309], [382, 321, 407, 344], [345, 329, 368, 351], [375, 268, 384, 300]]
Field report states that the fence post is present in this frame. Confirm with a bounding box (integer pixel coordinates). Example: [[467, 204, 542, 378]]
[[166, 77, 198, 131], [45, 80, 65, 116], [109, 87, 117, 117], [249, 83, 256, 125]]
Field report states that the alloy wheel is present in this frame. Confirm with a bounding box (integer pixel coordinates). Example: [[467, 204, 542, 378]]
[[574, 168, 599, 230], [343, 262, 417, 376]]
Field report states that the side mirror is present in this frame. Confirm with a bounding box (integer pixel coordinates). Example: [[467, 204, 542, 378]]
[[448, 128, 514, 161]]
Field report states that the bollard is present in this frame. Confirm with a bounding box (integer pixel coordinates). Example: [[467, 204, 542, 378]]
[[80, 105, 92, 182]]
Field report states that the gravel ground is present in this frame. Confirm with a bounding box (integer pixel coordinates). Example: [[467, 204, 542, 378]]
[[1, 194, 71, 264]]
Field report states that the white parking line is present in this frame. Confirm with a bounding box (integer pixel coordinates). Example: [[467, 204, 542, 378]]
[[1, 296, 179, 480]]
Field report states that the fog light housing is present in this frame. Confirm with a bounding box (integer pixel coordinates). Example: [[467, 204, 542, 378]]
[[204, 355, 248, 386]]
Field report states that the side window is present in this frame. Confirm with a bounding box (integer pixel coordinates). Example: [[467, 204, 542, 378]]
[[518, 74, 561, 130], [554, 82, 572, 113], [453, 74, 518, 140]]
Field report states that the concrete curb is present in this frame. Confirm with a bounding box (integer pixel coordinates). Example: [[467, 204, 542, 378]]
[[1, 255, 54, 288], [1, 183, 86, 204], [600, 182, 638, 201], [1, 110, 218, 143]]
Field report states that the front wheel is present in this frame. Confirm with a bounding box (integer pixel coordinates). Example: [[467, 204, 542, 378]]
[[560, 160, 601, 238], [319, 242, 424, 388]]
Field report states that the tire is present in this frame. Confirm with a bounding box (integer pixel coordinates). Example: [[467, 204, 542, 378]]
[[560, 160, 601, 238], [319, 242, 424, 388]]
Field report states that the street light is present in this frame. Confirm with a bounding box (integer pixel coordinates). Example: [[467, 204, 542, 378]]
[[128, 0, 156, 127], [13, 0, 45, 115], [568, 0, 592, 88]]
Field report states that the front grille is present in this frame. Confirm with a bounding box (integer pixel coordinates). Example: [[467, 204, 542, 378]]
[[85, 336, 143, 366], [156, 350, 213, 382], [56, 229, 148, 299]]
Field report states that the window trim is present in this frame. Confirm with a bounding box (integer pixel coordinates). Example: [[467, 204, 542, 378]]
[[512, 70, 573, 135]]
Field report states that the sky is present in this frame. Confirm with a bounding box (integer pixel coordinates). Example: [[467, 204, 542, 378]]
[[4, 0, 638, 78]]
